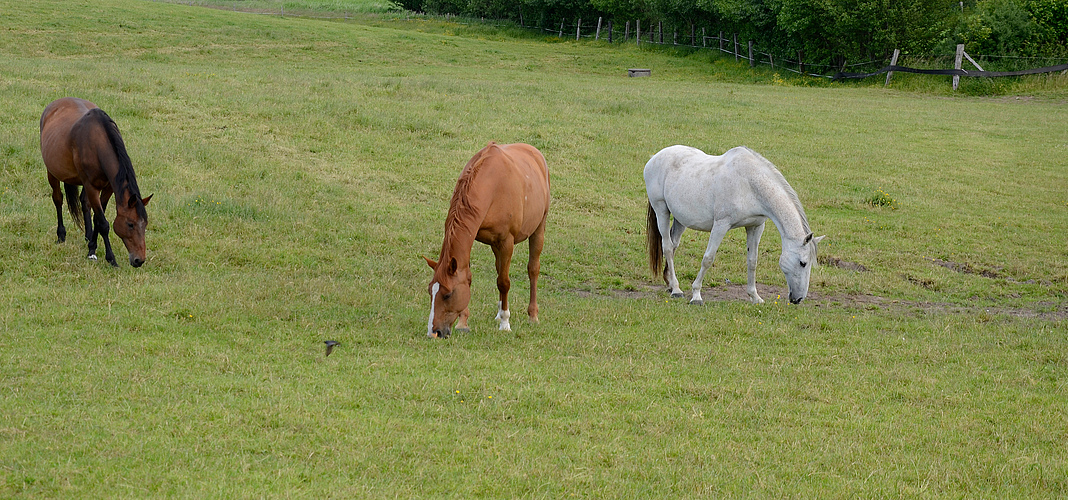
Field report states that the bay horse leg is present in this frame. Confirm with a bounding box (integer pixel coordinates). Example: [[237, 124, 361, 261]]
[[689, 224, 730, 305], [47, 174, 65, 243], [80, 188, 96, 259], [98, 190, 117, 267], [84, 188, 117, 266], [744, 223, 766, 304], [491, 238, 515, 331], [526, 221, 546, 322]]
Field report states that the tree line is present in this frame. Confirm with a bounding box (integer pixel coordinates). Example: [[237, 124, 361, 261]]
[[395, 0, 1068, 69]]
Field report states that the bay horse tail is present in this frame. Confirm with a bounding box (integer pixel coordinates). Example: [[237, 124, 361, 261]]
[[63, 183, 83, 227], [647, 202, 663, 277]]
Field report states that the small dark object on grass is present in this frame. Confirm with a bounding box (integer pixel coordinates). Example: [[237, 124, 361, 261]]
[[324, 340, 340, 357]]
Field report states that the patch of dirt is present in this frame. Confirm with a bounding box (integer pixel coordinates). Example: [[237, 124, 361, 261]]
[[571, 282, 1068, 321], [820, 256, 869, 272], [926, 257, 1047, 285]]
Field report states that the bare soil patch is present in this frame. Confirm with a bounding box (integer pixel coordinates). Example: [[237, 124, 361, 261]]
[[572, 282, 1067, 321]]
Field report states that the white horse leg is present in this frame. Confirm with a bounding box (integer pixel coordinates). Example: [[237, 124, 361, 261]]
[[690, 225, 730, 305], [664, 220, 687, 297], [745, 224, 766, 304], [653, 204, 685, 297]]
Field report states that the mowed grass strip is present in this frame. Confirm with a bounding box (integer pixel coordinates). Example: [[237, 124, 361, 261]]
[[0, 0, 1066, 496]]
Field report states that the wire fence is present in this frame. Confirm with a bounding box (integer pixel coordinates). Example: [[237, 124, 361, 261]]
[[154, 3, 1068, 82]]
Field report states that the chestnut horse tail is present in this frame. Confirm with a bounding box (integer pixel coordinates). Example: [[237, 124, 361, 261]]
[[647, 202, 662, 277], [63, 183, 82, 227]]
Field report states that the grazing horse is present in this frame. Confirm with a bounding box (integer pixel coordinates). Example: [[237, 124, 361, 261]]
[[645, 145, 824, 305], [40, 98, 152, 267], [425, 142, 550, 338]]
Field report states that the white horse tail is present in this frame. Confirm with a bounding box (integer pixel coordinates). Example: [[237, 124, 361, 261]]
[[647, 202, 663, 277]]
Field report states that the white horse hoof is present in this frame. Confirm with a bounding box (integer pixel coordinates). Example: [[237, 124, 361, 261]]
[[670, 292, 684, 298], [750, 297, 765, 304], [689, 298, 704, 306]]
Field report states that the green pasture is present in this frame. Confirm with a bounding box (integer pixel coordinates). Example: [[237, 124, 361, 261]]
[[1, 0, 1066, 497]]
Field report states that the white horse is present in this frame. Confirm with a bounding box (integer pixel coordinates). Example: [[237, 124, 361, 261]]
[[644, 145, 824, 305]]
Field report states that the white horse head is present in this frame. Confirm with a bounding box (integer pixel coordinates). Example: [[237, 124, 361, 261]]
[[779, 232, 825, 303]]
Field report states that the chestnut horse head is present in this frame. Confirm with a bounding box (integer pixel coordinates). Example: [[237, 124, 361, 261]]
[[424, 142, 550, 338], [40, 98, 151, 267]]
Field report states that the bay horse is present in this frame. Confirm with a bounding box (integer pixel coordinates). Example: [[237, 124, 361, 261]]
[[40, 98, 152, 267], [645, 145, 824, 305], [425, 142, 550, 338]]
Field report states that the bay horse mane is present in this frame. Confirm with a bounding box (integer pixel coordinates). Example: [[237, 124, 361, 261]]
[[441, 142, 500, 250], [88, 108, 147, 220]]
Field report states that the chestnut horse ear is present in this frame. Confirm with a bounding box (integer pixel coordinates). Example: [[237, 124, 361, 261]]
[[423, 256, 438, 269], [448, 257, 457, 274], [142, 194, 153, 206]]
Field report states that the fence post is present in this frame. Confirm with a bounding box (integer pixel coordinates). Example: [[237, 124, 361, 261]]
[[673, 29, 677, 46], [691, 24, 695, 46], [636, 20, 640, 46], [798, 51, 803, 74], [953, 43, 964, 90], [733, 33, 739, 62], [702, 28, 706, 47], [595, 17, 602, 41], [748, 40, 754, 67], [625, 21, 630, 42], [559, 19, 564, 37], [719, 31, 724, 51], [576, 18, 581, 41], [885, 49, 900, 86], [658, 22, 663, 44]]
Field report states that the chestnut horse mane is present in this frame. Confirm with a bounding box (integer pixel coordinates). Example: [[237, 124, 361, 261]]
[[441, 143, 499, 249]]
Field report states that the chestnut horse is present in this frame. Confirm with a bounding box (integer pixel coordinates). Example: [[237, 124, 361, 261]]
[[425, 142, 550, 338], [40, 98, 151, 267]]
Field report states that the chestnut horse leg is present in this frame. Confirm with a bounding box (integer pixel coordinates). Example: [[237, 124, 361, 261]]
[[491, 237, 514, 331], [48, 174, 66, 243], [455, 308, 471, 332], [526, 221, 545, 322]]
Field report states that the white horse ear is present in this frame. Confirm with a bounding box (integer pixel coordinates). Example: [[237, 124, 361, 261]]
[[803, 232, 813, 245], [813, 235, 826, 245]]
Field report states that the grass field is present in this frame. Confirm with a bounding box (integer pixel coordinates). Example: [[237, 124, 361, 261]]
[[1, 0, 1067, 497]]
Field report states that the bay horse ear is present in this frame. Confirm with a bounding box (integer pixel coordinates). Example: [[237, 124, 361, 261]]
[[423, 256, 438, 269], [142, 194, 153, 206]]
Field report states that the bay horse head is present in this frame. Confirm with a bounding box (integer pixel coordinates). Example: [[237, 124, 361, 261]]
[[112, 193, 152, 267], [779, 232, 825, 304], [424, 256, 471, 338]]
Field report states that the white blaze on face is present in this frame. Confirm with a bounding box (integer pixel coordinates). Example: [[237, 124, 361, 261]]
[[427, 282, 440, 337]]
